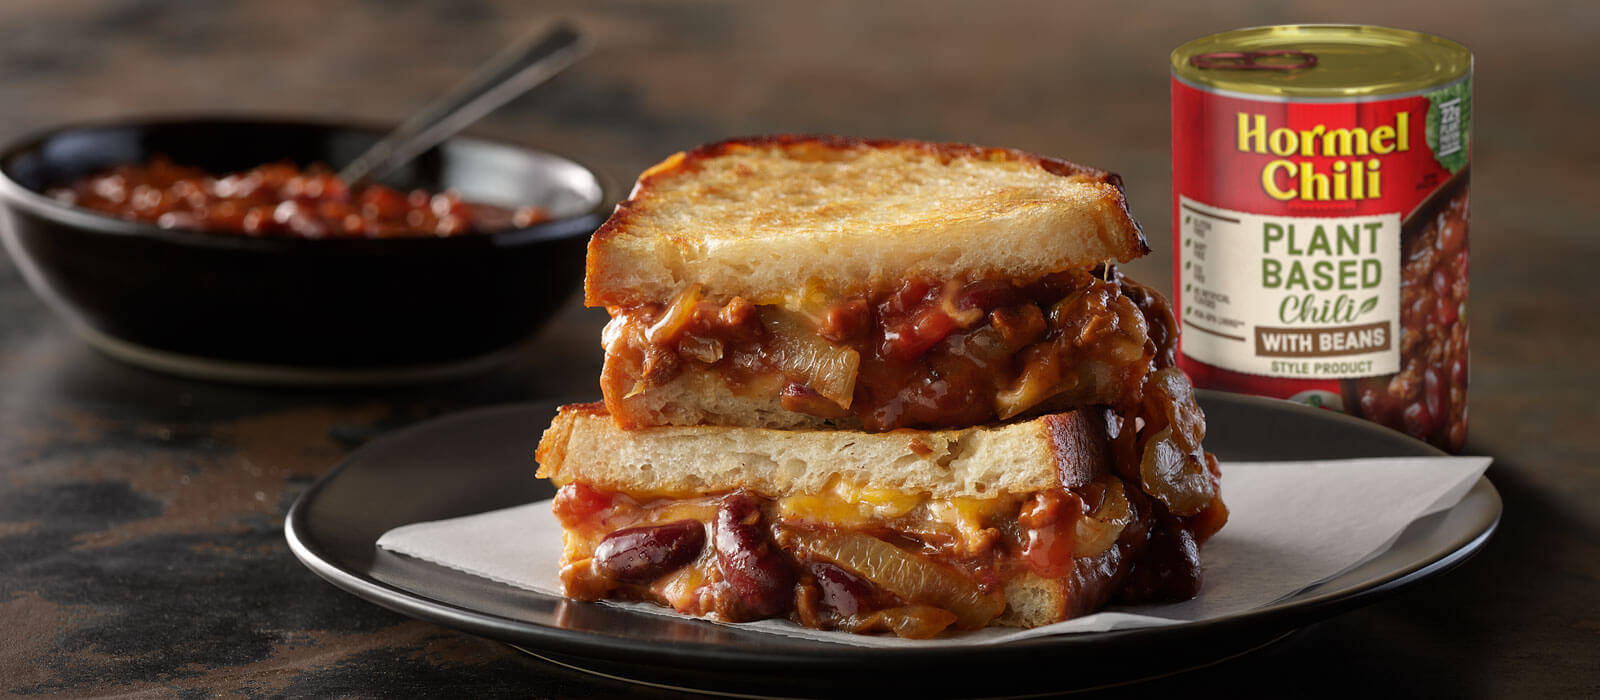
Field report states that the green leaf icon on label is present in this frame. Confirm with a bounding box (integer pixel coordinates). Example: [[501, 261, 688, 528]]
[[1359, 296, 1379, 316], [1426, 78, 1471, 174]]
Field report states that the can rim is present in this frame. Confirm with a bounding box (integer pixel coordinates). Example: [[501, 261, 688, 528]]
[[1171, 24, 1472, 98], [1173, 73, 1471, 104]]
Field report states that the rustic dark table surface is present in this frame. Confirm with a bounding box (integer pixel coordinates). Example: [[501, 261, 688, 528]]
[[3, 2, 1596, 697]]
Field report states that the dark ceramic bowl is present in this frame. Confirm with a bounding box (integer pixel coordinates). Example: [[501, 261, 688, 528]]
[[0, 117, 609, 384]]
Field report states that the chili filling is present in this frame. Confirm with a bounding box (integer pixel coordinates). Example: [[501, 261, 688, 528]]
[[50, 156, 552, 238], [553, 470, 1225, 638], [602, 267, 1170, 432], [603, 266, 1220, 522], [1347, 186, 1470, 451]]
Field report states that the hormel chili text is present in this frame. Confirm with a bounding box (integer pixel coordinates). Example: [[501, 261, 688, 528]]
[[1171, 25, 1472, 452]]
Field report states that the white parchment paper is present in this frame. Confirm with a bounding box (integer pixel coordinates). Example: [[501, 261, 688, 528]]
[[377, 456, 1490, 647]]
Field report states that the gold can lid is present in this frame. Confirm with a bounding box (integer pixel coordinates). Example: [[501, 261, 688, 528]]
[[1172, 25, 1471, 98]]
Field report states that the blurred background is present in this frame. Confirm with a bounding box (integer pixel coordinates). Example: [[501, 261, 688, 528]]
[[6, 0, 1590, 388], [0, 0, 1590, 285], [1, 1, 1595, 696]]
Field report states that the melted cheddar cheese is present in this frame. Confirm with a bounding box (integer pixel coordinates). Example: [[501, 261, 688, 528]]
[[777, 478, 1016, 552]]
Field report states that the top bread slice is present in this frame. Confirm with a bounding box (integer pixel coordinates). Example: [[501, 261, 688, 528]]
[[585, 135, 1148, 308], [535, 402, 1111, 501]]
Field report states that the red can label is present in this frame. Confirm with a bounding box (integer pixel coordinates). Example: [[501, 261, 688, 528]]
[[1172, 76, 1471, 451]]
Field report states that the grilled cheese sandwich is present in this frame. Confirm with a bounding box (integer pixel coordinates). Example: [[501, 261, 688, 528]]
[[537, 135, 1227, 638]]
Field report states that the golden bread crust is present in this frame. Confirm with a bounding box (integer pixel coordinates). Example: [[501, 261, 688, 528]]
[[535, 402, 1111, 501], [586, 135, 1149, 307]]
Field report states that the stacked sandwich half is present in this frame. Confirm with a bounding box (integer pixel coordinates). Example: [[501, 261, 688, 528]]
[[536, 136, 1227, 638]]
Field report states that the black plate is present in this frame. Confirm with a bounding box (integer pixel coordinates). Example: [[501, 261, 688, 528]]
[[286, 392, 1500, 698]]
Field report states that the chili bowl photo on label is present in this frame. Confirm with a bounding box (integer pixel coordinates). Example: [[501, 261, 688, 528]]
[[1170, 24, 1472, 452]]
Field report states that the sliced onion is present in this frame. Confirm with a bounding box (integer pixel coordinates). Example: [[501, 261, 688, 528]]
[[678, 335, 724, 364], [762, 308, 860, 408], [1139, 426, 1214, 516], [1145, 368, 1206, 449], [797, 531, 1003, 629], [647, 284, 703, 344], [847, 605, 957, 639], [1137, 368, 1215, 516], [1074, 478, 1132, 557], [994, 346, 1066, 419]]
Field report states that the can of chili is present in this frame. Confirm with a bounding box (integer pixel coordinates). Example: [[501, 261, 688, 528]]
[[1171, 25, 1473, 452]]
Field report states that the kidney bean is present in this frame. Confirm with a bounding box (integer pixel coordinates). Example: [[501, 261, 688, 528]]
[[315, 198, 354, 222], [313, 173, 347, 200], [714, 491, 796, 618], [156, 211, 201, 230], [1448, 407, 1468, 451], [594, 520, 706, 584], [1358, 387, 1382, 421], [808, 561, 873, 619], [1424, 368, 1444, 421], [1402, 402, 1433, 440], [91, 174, 128, 203], [435, 214, 469, 236], [1118, 518, 1201, 604], [403, 209, 430, 230], [208, 201, 247, 230], [133, 184, 171, 212], [241, 205, 279, 235], [285, 212, 329, 238], [1431, 269, 1451, 298], [1434, 297, 1458, 326], [1409, 295, 1431, 321], [340, 214, 366, 235], [1437, 217, 1465, 254], [430, 192, 464, 217], [1161, 527, 1203, 600], [360, 186, 408, 220], [254, 162, 297, 189]]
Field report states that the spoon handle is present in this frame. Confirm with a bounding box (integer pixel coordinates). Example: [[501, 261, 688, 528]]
[[338, 22, 590, 188]]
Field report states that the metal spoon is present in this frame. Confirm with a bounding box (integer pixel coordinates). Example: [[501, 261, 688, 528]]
[[337, 22, 590, 189]]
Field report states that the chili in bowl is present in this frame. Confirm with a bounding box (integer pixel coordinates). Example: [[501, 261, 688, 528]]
[[0, 117, 611, 384], [47, 157, 555, 239]]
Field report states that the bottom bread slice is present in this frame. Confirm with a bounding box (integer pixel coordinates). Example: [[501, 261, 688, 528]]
[[535, 403, 1224, 638]]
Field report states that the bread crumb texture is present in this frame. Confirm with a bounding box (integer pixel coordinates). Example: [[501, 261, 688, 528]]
[[586, 135, 1148, 306]]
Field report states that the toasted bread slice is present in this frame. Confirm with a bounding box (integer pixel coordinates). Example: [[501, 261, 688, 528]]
[[600, 367, 839, 431], [536, 402, 1111, 501], [585, 135, 1148, 308]]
